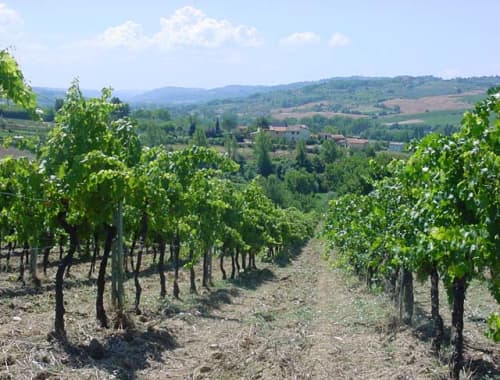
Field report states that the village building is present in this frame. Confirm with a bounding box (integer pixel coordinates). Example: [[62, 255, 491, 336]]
[[317, 133, 347, 147], [265, 124, 310, 142], [388, 141, 405, 152], [345, 137, 369, 149]]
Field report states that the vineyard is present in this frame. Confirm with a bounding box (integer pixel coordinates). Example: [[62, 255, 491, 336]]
[[1, 50, 499, 379], [324, 89, 500, 379]]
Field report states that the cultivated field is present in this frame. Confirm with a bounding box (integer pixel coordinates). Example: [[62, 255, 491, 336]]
[[382, 93, 477, 115], [272, 111, 368, 120]]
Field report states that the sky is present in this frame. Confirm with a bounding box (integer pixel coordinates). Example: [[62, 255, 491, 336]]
[[1, 0, 499, 90]]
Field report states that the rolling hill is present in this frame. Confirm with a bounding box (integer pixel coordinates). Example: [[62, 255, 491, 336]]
[[31, 76, 500, 126]]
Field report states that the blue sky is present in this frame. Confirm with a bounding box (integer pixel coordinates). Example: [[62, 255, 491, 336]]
[[1, 1, 499, 90]]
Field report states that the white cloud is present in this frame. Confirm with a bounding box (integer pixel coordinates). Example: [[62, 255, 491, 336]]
[[0, 3, 22, 32], [0, 2, 22, 45], [153, 6, 261, 49], [82, 6, 262, 51], [328, 32, 351, 47], [93, 20, 148, 49], [281, 32, 320, 46]]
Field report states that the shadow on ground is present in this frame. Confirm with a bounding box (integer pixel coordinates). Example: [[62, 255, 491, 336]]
[[53, 324, 177, 380], [412, 303, 451, 345]]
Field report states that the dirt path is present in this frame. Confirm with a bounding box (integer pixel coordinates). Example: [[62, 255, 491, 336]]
[[148, 238, 443, 379]]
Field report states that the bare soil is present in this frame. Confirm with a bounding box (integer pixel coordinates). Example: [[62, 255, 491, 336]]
[[382, 93, 477, 115], [272, 111, 368, 120], [382, 119, 425, 126], [0, 237, 498, 379]]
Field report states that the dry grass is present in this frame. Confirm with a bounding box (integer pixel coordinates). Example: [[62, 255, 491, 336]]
[[382, 93, 476, 115], [382, 119, 425, 126], [272, 111, 368, 120]]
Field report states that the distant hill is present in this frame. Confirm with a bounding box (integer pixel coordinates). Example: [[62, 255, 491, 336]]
[[33, 81, 313, 108], [33, 87, 67, 108], [168, 76, 500, 124], [33, 76, 500, 124], [127, 83, 310, 105], [33, 87, 143, 108]]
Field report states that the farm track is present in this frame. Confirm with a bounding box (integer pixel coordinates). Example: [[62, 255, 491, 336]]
[[171, 238, 442, 380], [0, 237, 498, 379]]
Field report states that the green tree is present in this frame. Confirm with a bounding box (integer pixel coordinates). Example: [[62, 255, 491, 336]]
[[110, 96, 130, 119], [320, 139, 341, 164], [285, 169, 318, 195], [188, 115, 197, 136], [224, 133, 238, 161], [221, 112, 238, 132], [254, 130, 273, 177], [0, 50, 38, 116], [215, 117, 221, 135], [54, 98, 64, 112], [257, 174, 290, 207], [255, 116, 269, 129], [295, 139, 310, 170], [191, 125, 208, 147]]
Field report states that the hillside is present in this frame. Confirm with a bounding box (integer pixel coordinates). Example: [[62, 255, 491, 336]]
[[29, 75, 500, 136], [173, 76, 500, 122], [129, 85, 272, 105], [33, 88, 143, 108], [33, 76, 500, 114]]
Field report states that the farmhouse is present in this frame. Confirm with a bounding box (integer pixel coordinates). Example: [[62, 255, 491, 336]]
[[388, 141, 405, 152], [345, 137, 369, 149], [317, 133, 347, 146], [265, 124, 310, 142]]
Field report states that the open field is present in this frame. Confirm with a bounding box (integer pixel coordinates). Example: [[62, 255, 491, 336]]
[[382, 92, 478, 115], [382, 119, 424, 125], [381, 109, 466, 126], [0, 237, 497, 379], [272, 111, 369, 120], [0, 118, 51, 140]]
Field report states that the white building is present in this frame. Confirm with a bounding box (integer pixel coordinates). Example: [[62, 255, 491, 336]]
[[266, 124, 310, 142]]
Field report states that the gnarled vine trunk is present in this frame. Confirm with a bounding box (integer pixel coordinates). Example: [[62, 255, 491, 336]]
[[88, 231, 99, 279], [202, 249, 209, 288], [189, 248, 197, 293], [220, 248, 227, 280], [54, 211, 78, 339], [450, 277, 466, 380], [17, 243, 26, 285], [230, 249, 236, 279], [430, 266, 443, 355], [208, 247, 214, 286], [30, 244, 41, 287], [250, 251, 257, 270], [134, 211, 147, 314], [241, 251, 246, 271], [399, 267, 413, 325], [173, 231, 180, 299], [96, 225, 116, 328], [157, 237, 167, 298], [42, 232, 54, 276], [128, 231, 138, 275], [235, 248, 240, 274]]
